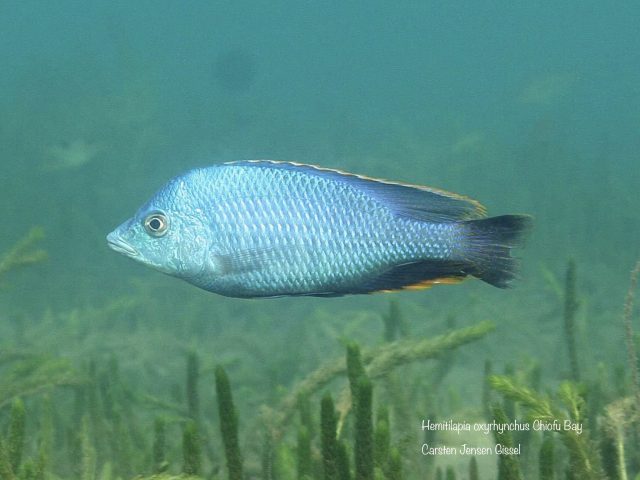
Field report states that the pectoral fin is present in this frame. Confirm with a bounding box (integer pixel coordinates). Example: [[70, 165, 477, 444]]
[[214, 247, 276, 275]]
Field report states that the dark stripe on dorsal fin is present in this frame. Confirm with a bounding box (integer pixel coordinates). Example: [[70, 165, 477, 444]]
[[225, 160, 487, 222]]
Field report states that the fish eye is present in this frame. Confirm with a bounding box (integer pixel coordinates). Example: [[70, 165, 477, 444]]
[[143, 212, 169, 237]]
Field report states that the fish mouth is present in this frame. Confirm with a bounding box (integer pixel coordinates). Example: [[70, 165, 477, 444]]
[[106, 232, 138, 257]]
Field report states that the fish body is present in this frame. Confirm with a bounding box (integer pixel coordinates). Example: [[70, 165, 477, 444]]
[[107, 161, 531, 298]]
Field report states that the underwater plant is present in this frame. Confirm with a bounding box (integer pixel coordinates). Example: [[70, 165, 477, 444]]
[[0, 228, 47, 281], [0, 353, 81, 409], [538, 432, 555, 480], [131, 475, 202, 480], [622, 259, 640, 424], [563, 260, 580, 382], [215, 365, 243, 480], [320, 393, 339, 480], [491, 403, 523, 480], [261, 320, 495, 442], [3, 243, 639, 480], [490, 375, 605, 480], [347, 345, 374, 480]]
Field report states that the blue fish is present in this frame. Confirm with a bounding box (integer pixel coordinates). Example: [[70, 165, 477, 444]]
[[107, 160, 531, 298]]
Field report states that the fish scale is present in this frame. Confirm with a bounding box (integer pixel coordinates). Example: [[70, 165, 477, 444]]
[[205, 165, 451, 295], [107, 160, 531, 297]]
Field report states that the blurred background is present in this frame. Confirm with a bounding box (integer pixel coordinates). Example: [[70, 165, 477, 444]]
[[1, 1, 639, 478]]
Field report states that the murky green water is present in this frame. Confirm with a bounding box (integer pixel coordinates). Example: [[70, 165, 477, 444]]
[[1, 2, 639, 479]]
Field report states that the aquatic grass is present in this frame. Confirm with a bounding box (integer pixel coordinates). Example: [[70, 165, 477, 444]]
[[153, 417, 168, 473], [80, 415, 96, 480], [538, 433, 555, 480], [215, 365, 243, 480], [435, 466, 443, 480], [599, 430, 620, 480], [347, 343, 366, 398], [296, 425, 312, 479], [263, 320, 495, 441], [335, 439, 352, 480], [0, 436, 17, 480], [182, 420, 200, 476], [378, 302, 411, 447], [381, 300, 406, 342], [113, 415, 133, 477], [321, 393, 339, 480], [7, 398, 25, 473], [445, 465, 456, 480], [353, 376, 374, 480], [602, 396, 638, 480], [373, 406, 390, 473], [491, 403, 523, 480], [469, 456, 478, 480], [37, 394, 53, 477], [387, 447, 402, 480], [563, 260, 580, 381], [131, 475, 203, 480], [431, 315, 457, 389], [0, 227, 47, 280], [0, 319, 634, 479], [622, 259, 640, 426], [0, 87, 630, 480], [186, 351, 200, 421], [482, 359, 493, 419], [489, 375, 605, 480], [2, 243, 637, 479], [0, 354, 82, 409]]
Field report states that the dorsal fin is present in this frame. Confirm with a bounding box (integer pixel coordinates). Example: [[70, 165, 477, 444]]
[[225, 160, 486, 222]]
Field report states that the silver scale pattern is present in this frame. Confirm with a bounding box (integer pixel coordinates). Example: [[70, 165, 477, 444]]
[[201, 164, 458, 296]]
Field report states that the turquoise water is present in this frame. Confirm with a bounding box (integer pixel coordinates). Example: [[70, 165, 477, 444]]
[[1, 2, 639, 479]]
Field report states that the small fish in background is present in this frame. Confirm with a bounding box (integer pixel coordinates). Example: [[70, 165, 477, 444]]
[[42, 139, 101, 171], [107, 161, 532, 298]]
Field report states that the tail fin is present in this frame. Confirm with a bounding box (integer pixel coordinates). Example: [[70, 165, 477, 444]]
[[462, 215, 532, 288]]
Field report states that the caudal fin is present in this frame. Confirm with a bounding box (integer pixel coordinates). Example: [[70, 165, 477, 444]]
[[462, 215, 533, 288]]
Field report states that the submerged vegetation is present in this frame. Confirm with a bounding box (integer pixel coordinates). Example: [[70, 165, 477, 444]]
[[0, 56, 638, 478], [1, 225, 639, 479], [1, 3, 637, 479], [0, 228, 47, 281]]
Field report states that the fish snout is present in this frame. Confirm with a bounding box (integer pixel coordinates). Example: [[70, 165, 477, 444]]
[[106, 231, 139, 257]]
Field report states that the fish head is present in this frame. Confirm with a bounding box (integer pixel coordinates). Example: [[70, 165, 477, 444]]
[[107, 176, 213, 280]]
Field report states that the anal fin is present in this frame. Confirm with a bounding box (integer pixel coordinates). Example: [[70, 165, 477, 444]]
[[359, 260, 468, 294]]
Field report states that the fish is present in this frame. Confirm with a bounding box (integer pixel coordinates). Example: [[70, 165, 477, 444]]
[[107, 160, 532, 298]]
